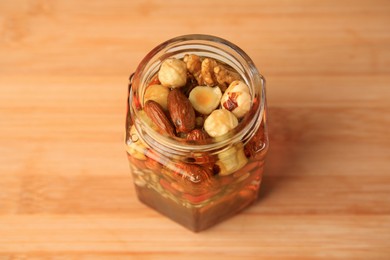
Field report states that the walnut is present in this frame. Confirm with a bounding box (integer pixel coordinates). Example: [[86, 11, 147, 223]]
[[214, 65, 241, 91], [184, 54, 241, 90], [201, 58, 218, 86], [184, 54, 202, 80]]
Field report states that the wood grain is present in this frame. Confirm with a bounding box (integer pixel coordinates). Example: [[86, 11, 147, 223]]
[[1, 0, 390, 259]]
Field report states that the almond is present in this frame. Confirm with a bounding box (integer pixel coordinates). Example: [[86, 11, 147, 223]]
[[144, 100, 175, 137], [167, 89, 195, 133], [186, 129, 209, 143], [172, 162, 213, 185]]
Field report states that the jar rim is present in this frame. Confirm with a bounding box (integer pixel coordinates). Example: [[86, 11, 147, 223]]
[[128, 34, 266, 156]]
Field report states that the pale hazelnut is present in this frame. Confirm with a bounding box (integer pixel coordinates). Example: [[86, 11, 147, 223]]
[[144, 84, 170, 110], [216, 143, 248, 176], [188, 86, 222, 115], [158, 58, 187, 88], [204, 109, 238, 137], [138, 110, 159, 131], [126, 125, 147, 160], [221, 80, 252, 118]]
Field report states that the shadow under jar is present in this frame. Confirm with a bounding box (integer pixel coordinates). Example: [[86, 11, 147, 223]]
[[125, 34, 269, 232]]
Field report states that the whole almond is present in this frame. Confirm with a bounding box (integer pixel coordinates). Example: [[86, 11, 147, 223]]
[[172, 162, 213, 185], [186, 129, 209, 143], [168, 89, 195, 133], [144, 100, 175, 137]]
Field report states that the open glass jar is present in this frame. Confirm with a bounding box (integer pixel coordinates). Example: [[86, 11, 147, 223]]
[[125, 34, 268, 232]]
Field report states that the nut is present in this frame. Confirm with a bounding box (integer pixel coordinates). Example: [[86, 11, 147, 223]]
[[204, 109, 238, 137], [201, 58, 219, 86], [126, 125, 147, 160], [186, 129, 209, 142], [216, 143, 248, 176], [170, 162, 213, 185], [188, 86, 222, 115], [126, 141, 147, 160], [138, 110, 158, 131], [183, 54, 202, 84], [144, 84, 170, 110], [214, 65, 241, 91], [185, 55, 241, 90], [158, 58, 187, 88], [167, 89, 195, 133], [221, 80, 251, 118], [144, 100, 176, 137]]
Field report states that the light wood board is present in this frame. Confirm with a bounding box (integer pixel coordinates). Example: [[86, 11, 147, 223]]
[[1, 0, 390, 259]]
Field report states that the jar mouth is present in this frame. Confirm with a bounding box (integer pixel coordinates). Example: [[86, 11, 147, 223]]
[[129, 34, 266, 156]]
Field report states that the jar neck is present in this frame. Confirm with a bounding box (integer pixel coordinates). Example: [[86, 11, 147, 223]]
[[128, 34, 266, 158]]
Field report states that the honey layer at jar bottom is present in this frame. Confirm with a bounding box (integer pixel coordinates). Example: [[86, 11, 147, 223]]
[[134, 176, 262, 232]]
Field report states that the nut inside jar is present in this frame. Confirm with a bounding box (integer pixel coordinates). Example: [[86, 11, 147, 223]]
[[142, 54, 253, 141]]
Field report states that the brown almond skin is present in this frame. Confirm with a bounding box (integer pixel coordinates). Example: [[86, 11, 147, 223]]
[[168, 89, 195, 133], [144, 100, 175, 137], [173, 162, 213, 185], [186, 129, 209, 143]]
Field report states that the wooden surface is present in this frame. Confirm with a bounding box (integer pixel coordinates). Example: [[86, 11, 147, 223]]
[[1, 0, 390, 259]]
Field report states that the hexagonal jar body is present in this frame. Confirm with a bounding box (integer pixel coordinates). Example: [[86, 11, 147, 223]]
[[125, 35, 268, 232]]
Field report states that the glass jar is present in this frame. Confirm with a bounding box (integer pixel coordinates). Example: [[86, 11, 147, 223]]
[[125, 34, 268, 232]]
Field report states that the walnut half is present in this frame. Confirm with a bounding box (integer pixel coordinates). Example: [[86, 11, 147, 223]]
[[184, 54, 240, 91]]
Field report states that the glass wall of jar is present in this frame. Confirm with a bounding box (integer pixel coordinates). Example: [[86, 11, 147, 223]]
[[125, 35, 268, 232]]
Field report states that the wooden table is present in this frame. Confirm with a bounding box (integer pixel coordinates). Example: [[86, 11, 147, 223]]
[[1, 0, 389, 259]]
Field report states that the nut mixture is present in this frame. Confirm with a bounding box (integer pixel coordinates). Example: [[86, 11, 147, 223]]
[[143, 54, 251, 140]]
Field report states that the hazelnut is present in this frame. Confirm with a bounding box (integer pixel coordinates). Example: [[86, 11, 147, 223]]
[[158, 58, 187, 88], [144, 84, 170, 110], [188, 86, 222, 115], [138, 110, 158, 131], [216, 143, 248, 176], [221, 80, 252, 118], [126, 125, 147, 160], [204, 109, 238, 137]]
